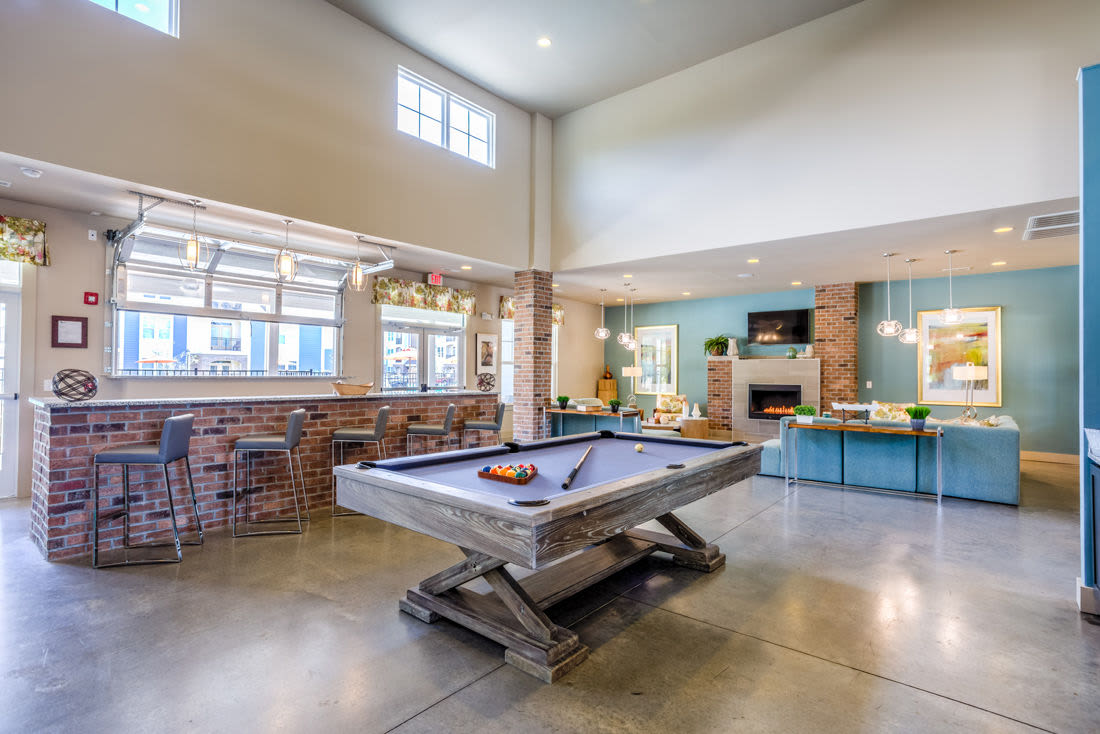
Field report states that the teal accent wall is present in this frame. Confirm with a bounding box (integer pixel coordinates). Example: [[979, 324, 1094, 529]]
[[858, 265, 1079, 454], [604, 290, 815, 416], [1078, 63, 1099, 587]]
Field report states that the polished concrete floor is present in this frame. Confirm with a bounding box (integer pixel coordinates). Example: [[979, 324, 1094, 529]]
[[2, 461, 1098, 733]]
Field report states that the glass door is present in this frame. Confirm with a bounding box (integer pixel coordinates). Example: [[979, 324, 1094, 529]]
[[0, 291, 20, 498]]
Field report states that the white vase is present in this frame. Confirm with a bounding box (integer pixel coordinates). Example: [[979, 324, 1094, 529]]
[[692, 403, 701, 418], [796, 415, 813, 424], [805, 344, 814, 358]]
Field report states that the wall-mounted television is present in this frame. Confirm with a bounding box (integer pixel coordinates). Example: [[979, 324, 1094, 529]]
[[748, 309, 811, 345]]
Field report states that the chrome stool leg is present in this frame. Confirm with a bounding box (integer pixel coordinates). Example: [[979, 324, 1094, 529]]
[[181, 456, 204, 545], [232, 447, 306, 537], [295, 445, 309, 522]]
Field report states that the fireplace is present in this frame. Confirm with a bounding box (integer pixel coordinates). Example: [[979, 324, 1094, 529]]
[[748, 384, 802, 420]]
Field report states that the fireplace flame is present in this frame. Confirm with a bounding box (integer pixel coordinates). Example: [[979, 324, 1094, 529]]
[[761, 405, 796, 415]]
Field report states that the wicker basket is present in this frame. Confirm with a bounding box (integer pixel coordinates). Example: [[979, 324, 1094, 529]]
[[331, 382, 374, 396]]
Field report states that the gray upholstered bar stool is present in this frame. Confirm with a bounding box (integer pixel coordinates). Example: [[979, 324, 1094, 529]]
[[232, 408, 308, 537], [462, 402, 506, 448], [92, 413, 203, 568], [331, 405, 389, 516], [406, 403, 456, 456]]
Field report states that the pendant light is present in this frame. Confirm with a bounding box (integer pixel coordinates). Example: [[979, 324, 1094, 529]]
[[941, 249, 963, 324], [275, 219, 298, 282], [898, 258, 920, 344], [616, 283, 632, 345], [178, 199, 207, 270], [594, 289, 610, 340], [876, 252, 902, 337], [347, 236, 368, 292], [623, 288, 638, 351]]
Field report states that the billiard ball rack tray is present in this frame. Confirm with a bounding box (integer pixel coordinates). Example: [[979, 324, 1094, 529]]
[[477, 467, 538, 485]]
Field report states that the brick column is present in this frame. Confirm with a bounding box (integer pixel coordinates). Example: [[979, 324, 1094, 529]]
[[512, 269, 553, 441], [706, 356, 733, 432], [814, 283, 859, 408]]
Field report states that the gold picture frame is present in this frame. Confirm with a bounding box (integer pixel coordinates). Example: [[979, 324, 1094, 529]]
[[916, 306, 1002, 406], [633, 325, 678, 396]]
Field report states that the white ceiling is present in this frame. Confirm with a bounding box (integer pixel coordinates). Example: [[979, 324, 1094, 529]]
[[325, 0, 862, 118]]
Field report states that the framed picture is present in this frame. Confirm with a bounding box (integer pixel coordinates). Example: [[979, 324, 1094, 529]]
[[917, 306, 1002, 406], [475, 333, 497, 375], [633, 324, 678, 396], [51, 316, 88, 349]]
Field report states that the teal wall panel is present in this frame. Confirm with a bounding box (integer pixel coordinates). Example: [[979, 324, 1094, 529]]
[[1078, 63, 1099, 588], [858, 266, 1078, 454]]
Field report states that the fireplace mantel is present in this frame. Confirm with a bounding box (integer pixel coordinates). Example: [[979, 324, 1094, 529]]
[[712, 357, 820, 440]]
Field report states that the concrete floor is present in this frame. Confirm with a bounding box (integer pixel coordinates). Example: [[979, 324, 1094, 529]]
[[2, 461, 1098, 733]]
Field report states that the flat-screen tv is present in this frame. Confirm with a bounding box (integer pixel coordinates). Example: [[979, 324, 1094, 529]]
[[748, 309, 811, 345]]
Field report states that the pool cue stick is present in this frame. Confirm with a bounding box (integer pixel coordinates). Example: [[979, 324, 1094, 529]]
[[561, 445, 594, 490]]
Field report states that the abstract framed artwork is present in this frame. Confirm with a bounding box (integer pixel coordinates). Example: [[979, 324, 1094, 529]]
[[475, 333, 497, 375], [633, 324, 678, 396], [916, 306, 1002, 406]]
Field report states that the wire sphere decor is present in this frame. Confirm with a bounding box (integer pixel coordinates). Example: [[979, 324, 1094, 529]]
[[52, 369, 99, 402], [476, 373, 496, 392]]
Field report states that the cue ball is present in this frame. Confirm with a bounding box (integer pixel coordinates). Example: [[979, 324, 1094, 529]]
[[634, 443, 645, 453]]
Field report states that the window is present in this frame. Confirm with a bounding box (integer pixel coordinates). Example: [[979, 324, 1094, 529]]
[[397, 68, 495, 167], [87, 0, 179, 36], [380, 306, 465, 390], [499, 321, 557, 404], [111, 227, 346, 377]]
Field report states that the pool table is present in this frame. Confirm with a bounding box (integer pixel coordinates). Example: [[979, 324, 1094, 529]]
[[334, 431, 760, 682]]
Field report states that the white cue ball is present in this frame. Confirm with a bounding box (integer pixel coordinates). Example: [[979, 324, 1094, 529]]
[[634, 443, 645, 453]]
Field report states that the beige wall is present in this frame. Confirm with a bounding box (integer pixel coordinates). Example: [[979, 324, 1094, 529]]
[[0, 0, 532, 267], [551, 0, 1099, 270]]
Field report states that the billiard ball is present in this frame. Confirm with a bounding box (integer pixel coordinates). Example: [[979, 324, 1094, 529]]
[[634, 443, 644, 453]]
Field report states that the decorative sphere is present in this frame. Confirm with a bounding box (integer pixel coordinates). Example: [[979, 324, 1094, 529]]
[[634, 443, 644, 453], [52, 369, 98, 402]]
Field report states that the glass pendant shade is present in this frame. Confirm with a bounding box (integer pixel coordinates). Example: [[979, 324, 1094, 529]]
[[617, 331, 630, 344], [348, 261, 367, 292], [178, 200, 207, 270], [594, 289, 610, 340], [876, 252, 902, 336], [941, 307, 964, 324], [898, 327, 920, 344], [276, 220, 298, 282], [898, 258, 920, 344], [876, 319, 902, 336], [941, 249, 962, 323]]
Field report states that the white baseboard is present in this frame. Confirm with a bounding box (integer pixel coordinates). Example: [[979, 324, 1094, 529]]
[[1020, 451, 1079, 465], [1078, 579, 1100, 615]]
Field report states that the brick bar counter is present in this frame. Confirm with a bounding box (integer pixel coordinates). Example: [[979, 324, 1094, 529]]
[[30, 391, 499, 561]]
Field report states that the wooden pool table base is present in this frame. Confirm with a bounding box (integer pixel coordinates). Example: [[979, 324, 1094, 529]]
[[398, 512, 724, 682]]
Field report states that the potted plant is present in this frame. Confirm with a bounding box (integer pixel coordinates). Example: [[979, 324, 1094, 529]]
[[905, 405, 931, 431], [793, 405, 816, 424], [556, 395, 570, 409], [704, 335, 730, 356], [608, 398, 622, 414]]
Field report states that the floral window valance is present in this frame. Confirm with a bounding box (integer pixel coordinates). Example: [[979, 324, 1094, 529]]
[[372, 276, 476, 315], [0, 215, 49, 265], [499, 296, 565, 326]]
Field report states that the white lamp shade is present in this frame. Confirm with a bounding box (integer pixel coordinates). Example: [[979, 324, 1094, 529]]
[[622, 366, 642, 378], [952, 362, 988, 381]]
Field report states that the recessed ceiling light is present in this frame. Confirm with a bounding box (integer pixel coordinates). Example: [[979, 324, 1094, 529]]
[[460, 265, 472, 270], [993, 226, 1013, 234], [551, 283, 560, 288], [992, 261, 1007, 266], [537, 37, 552, 48], [616, 297, 624, 302], [89, 210, 101, 216], [622, 273, 633, 278], [747, 258, 760, 264], [20, 167, 42, 179], [737, 273, 756, 279], [0, 180, 11, 189], [681, 291, 691, 296], [791, 281, 803, 286]]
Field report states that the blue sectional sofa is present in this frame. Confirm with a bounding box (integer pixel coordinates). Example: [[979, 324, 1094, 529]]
[[758, 416, 1021, 505]]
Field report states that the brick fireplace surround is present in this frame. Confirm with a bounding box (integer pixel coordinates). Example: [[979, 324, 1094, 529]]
[[30, 392, 498, 561]]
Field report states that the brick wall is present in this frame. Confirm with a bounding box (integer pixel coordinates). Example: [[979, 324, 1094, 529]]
[[814, 283, 859, 408], [30, 393, 499, 561], [512, 269, 553, 441], [706, 357, 734, 431]]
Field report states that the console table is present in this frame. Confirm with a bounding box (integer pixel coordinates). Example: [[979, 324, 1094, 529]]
[[784, 422, 944, 503]]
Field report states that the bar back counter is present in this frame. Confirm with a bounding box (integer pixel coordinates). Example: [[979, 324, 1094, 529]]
[[29, 391, 499, 561]]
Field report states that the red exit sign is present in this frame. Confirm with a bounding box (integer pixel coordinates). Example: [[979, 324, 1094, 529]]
[[426, 272, 443, 286]]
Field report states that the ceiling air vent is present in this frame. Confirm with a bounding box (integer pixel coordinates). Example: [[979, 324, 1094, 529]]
[[1023, 210, 1079, 240]]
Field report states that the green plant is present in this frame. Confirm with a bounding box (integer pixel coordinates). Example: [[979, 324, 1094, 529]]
[[793, 405, 816, 417], [704, 335, 730, 356], [608, 399, 622, 407], [905, 405, 931, 420], [555, 395, 570, 404]]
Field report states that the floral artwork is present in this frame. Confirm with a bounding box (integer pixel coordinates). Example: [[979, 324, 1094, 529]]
[[372, 277, 476, 315], [498, 296, 565, 326], [917, 307, 1002, 406], [0, 215, 49, 265]]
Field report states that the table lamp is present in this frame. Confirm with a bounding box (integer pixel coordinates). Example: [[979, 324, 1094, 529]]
[[622, 366, 642, 407], [952, 361, 988, 419]]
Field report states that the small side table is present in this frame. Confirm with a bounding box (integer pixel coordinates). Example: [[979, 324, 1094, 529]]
[[679, 417, 709, 440]]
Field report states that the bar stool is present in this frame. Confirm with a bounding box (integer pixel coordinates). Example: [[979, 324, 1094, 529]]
[[462, 402, 506, 448], [232, 408, 308, 537], [92, 413, 203, 568], [331, 406, 389, 516], [406, 403, 456, 456]]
